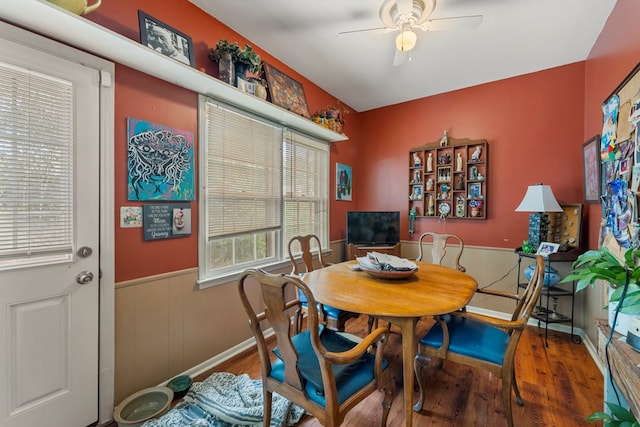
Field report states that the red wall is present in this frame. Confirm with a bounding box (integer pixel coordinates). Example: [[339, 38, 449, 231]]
[[356, 64, 586, 248], [583, 0, 640, 249], [88, 0, 358, 281], [87, 0, 640, 281]]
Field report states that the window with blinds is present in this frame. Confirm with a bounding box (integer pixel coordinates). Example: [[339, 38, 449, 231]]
[[0, 62, 74, 269], [200, 98, 329, 283]]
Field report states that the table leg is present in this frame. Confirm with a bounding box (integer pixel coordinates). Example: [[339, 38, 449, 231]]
[[381, 316, 417, 427]]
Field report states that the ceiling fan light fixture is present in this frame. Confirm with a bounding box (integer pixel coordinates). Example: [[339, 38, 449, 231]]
[[395, 29, 417, 51]]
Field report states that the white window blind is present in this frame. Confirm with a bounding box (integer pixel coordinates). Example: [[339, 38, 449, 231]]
[[283, 130, 329, 253], [0, 61, 74, 266], [205, 102, 282, 238]]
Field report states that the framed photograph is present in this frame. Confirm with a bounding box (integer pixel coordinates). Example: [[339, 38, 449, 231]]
[[582, 135, 601, 203], [468, 182, 482, 199], [138, 10, 194, 67], [536, 242, 560, 257], [336, 163, 352, 201], [263, 63, 310, 118]]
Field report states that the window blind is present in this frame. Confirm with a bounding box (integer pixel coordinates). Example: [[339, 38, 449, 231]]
[[0, 61, 74, 263], [282, 130, 329, 252], [204, 101, 282, 238]]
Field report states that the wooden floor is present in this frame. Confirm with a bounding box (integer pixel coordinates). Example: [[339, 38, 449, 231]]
[[108, 315, 603, 427]]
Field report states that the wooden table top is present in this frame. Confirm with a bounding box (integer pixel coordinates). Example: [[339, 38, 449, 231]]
[[303, 261, 478, 318]]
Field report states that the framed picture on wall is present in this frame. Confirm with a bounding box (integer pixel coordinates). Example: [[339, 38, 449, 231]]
[[263, 63, 310, 118], [336, 163, 352, 201], [138, 10, 194, 66], [582, 135, 601, 203]]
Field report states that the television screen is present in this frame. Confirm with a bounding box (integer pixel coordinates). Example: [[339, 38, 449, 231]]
[[347, 211, 400, 245]]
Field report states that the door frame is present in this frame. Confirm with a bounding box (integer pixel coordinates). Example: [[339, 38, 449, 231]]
[[0, 22, 116, 426]]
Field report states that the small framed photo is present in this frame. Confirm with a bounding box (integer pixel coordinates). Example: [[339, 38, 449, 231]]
[[138, 10, 194, 67], [582, 135, 601, 203], [468, 182, 482, 199], [537, 242, 560, 257]]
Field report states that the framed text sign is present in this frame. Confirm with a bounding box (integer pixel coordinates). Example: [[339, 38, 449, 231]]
[[143, 203, 191, 240]]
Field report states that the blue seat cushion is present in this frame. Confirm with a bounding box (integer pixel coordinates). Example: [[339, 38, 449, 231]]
[[272, 325, 387, 404], [420, 315, 509, 365]]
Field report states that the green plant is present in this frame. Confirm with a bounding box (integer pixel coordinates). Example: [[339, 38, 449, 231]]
[[561, 246, 640, 314], [587, 402, 639, 426], [235, 44, 262, 74], [210, 39, 240, 61]]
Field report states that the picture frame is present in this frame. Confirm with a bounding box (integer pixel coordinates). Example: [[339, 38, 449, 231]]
[[582, 135, 601, 203], [336, 163, 352, 201], [263, 63, 310, 118], [468, 182, 482, 199], [138, 10, 194, 67], [536, 242, 560, 257]]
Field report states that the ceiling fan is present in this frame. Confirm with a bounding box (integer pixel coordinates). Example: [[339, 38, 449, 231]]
[[339, 0, 483, 66]]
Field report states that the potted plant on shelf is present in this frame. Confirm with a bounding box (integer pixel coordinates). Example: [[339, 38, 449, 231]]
[[561, 246, 640, 334], [210, 39, 241, 85], [235, 43, 262, 77]]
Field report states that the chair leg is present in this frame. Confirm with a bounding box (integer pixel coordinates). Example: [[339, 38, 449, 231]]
[[502, 375, 515, 427], [379, 376, 395, 427], [512, 366, 524, 406], [412, 353, 430, 412], [263, 389, 273, 427]]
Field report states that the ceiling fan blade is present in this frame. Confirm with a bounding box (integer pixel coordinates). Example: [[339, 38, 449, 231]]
[[393, 49, 408, 67], [418, 15, 483, 31], [338, 26, 395, 36]]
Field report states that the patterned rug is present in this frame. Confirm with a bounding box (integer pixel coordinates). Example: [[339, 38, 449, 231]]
[[142, 372, 306, 427]]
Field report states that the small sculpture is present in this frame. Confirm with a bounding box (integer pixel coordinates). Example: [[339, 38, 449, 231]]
[[426, 153, 433, 172], [426, 178, 434, 191], [439, 130, 448, 147], [456, 153, 463, 172], [409, 206, 417, 234], [440, 183, 450, 199], [413, 152, 421, 167], [455, 174, 465, 190], [427, 194, 435, 216], [471, 145, 482, 162], [413, 169, 421, 183], [470, 165, 478, 180]]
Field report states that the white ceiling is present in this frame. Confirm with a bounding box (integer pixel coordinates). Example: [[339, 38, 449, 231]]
[[190, 0, 617, 112]]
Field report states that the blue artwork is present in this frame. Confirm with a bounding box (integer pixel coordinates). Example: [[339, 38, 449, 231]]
[[336, 163, 352, 201], [601, 95, 620, 161], [127, 118, 194, 201]]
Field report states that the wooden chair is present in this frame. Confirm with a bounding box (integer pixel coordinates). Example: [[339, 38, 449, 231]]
[[415, 231, 465, 272], [413, 255, 545, 427], [237, 269, 395, 427], [288, 234, 358, 331]]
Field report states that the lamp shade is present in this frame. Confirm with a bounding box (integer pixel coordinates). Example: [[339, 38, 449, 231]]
[[515, 184, 563, 213], [395, 30, 417, 52]]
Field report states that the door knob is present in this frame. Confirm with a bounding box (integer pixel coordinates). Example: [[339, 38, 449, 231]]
[[76, 271, 94, 285]]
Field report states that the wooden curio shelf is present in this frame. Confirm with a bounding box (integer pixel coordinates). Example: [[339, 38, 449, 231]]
[[409, 136, 488, 220]]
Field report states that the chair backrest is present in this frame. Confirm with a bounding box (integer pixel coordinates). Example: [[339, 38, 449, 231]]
[[511, 255, 545, 324], [237, 268, 394, 426], [415, 231, 465, 272], [288, 234, 329, 275]]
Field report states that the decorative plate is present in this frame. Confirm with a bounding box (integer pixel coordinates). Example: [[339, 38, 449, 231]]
[[360, 266, 418, 280]]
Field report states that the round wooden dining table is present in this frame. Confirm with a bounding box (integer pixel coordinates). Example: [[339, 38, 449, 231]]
[[303, 260, 478, 427]]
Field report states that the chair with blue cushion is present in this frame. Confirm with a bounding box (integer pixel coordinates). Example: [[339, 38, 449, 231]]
[[238, 268, 395, 427], [413, 255, 545, 427], [288, 234, 359, 332]]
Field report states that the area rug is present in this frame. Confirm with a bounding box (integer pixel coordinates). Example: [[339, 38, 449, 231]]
[[142, 372, 306, 427]]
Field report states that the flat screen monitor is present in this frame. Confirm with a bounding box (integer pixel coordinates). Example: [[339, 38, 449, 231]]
[[346, 211, 400, 246]]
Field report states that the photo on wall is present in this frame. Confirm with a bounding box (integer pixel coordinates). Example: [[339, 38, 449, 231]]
[[127, 118, 194, 201], [336, 163, 352, 201]]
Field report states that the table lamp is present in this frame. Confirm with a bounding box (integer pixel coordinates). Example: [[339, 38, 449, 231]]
[[515, 183, 563, 251]]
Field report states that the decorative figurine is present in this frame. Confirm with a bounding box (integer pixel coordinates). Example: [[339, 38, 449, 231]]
[[456, 153, 463, 172], [413, 152, 421, 167], [409, 206, 417, 234], [455, 174, 465, 190], [471, 145, 482, 162], [470, 165, 478, 180], [439, 130, 448, 147], [440, 183, 450, 199], [426, 178, 434, 191], [413, 169, 421, 183], [456, 196, 466, 217], [427, 194, 435, 216], [426, 153, 433, 172]]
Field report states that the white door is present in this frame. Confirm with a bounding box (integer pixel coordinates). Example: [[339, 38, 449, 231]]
[[0, 37, 100, 427]]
